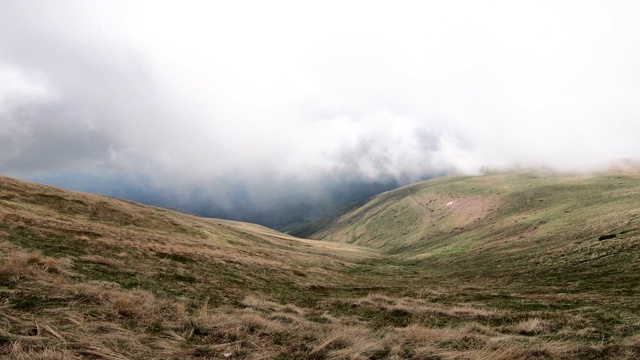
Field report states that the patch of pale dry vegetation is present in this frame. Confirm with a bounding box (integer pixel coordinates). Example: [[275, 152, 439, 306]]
[[514, 317, 549, 335], [0, 251, 71, 284]]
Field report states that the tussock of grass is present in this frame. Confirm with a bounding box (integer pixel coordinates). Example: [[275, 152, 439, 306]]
[[514, 318, 549, 335], [0, 251, 71, 283]]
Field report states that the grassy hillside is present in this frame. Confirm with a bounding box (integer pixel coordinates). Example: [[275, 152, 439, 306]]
[[310, 171, 640, 357], [311, 172, 640, 289], [2, 173, 640, 359]]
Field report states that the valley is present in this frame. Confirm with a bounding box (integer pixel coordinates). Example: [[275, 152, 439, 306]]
[[1, 172, 639, 359]]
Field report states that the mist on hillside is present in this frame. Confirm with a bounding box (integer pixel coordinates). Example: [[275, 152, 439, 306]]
[[2, 1, 640, 228]]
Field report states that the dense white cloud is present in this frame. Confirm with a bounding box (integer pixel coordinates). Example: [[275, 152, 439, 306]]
[[1, 0, 640, 194]]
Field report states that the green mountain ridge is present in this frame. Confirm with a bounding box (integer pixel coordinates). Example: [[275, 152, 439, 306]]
[[312, 171, 640, 292]]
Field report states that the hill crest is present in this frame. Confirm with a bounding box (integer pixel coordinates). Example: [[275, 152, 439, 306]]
[[311, 172, 640, 258]]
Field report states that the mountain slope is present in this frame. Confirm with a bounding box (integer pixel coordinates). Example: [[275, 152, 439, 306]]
[[0, 175, 384, 358], [2, 174, 640, 359], [311, 172, 640, 290], [312, 172, 640, 252], [0, 174, 375, 298]]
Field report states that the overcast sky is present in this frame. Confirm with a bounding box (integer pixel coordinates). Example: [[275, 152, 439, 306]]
[[2, 1, 640, 208]]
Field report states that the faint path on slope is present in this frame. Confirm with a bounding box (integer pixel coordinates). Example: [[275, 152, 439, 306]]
[[408, 194, 430, 213]]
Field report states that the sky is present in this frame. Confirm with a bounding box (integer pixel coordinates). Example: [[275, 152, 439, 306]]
[[2, 1, 640, 226]]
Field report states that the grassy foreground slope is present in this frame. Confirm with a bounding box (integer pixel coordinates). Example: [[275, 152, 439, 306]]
[[1, 173, 640, 359]]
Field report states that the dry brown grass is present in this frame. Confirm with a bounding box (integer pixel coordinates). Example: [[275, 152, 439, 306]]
[[514, 317, 549, 335], [1, 271, 636, 360], [0, 251, 71, 285]]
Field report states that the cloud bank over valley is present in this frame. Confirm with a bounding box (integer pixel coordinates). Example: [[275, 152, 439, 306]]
[[2, 1, 640, 228]]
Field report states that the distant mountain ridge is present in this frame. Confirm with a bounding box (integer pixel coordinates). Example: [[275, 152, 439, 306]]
[[26, 172, 406, 233]]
